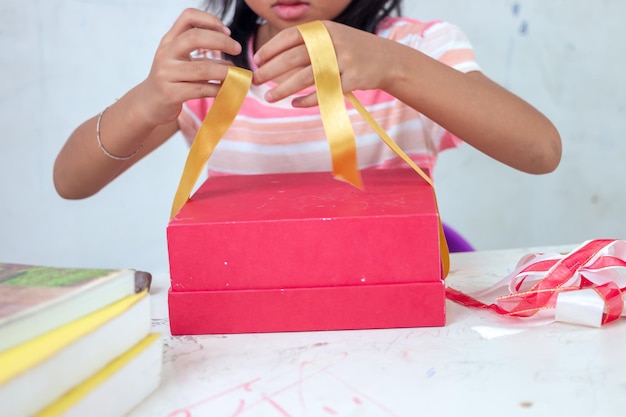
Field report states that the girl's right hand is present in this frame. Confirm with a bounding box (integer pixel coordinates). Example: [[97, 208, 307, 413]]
[[137, 8, 242, 128]]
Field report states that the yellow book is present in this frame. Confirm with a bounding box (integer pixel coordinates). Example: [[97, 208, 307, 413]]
[[0, 291, 151, 417], [36, 333, 163, 417]]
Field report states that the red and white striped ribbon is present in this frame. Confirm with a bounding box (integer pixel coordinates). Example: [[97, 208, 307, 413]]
[[446, 239, 626, 327]]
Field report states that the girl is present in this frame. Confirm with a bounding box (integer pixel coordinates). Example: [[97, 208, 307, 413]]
[[53, 0, 561, 201]]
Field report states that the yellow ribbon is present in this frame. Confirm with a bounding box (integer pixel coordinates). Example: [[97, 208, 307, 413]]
[[170, 66, 252, 219], [297, 21, 362, 189], [170, 20, 450, 277], [345, 92, 450, 277]]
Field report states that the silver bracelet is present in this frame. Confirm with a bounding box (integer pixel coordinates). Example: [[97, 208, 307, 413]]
[[96, 106, 143, 161]]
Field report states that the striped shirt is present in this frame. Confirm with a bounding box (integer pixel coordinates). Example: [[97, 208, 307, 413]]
[[178, 17, 480, 177]]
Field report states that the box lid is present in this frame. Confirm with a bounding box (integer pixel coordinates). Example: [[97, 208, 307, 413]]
[[168, 169, 441, 291], [172, 169, 437, 223]]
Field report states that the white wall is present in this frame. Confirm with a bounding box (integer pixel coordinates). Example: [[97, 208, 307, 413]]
[[1, 0, 625, 274], [411, 1, 626, 253]]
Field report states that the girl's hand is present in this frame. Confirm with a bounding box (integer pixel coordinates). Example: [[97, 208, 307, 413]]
[[253, 21, 392, 107], [137, 8, 242, 126]]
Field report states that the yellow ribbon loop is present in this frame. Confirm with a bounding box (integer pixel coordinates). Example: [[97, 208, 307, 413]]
[[170, 66, 252, 218], [170, 21, 450, 277], [297, 21, 362, 189], [346, 93, 450, 277]]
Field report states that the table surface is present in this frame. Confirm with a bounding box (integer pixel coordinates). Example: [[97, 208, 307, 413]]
[[130, 245, 626, 417]]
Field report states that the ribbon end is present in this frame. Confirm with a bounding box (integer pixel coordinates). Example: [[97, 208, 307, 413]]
[[439, 226, 450, 278], [334, 170, 364, 190], [170, 196, 189, 220]]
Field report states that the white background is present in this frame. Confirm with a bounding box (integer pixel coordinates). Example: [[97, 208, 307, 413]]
[[1, 0, 624, 274]]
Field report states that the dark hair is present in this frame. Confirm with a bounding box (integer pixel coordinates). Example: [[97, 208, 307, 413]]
[[204, 0, 403, 68]]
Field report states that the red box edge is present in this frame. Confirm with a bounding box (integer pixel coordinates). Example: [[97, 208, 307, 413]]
[[167, 281, 446, 335]]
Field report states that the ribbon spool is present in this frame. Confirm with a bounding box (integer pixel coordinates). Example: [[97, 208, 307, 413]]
[[170, 21, 450, 277]]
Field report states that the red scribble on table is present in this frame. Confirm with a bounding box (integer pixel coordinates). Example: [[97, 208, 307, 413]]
[[166, 378, 260, 417], [324, 370, 399, 417], [298, 360, 313, 413], [263, 395, 293, 417], [165, 351, 397, 417], [229, 400, 246, 417]]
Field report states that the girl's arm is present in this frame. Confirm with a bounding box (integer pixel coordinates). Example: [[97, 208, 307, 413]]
[[53, 9, 241, 199], [382, 42, 562, 174], [253, 21, 561, 174], [53, 92, 179, 200]]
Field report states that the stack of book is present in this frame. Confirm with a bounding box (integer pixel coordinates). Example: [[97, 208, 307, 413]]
[[0, 262, 162, 417]]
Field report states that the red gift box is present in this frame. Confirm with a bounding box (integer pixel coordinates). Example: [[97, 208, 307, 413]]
[[167, 168, 445, 334]]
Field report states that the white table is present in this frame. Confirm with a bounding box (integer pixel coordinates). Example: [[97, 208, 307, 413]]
[[130, 245, 626, 417]]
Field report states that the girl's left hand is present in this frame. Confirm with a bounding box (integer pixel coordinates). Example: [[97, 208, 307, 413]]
[[253, 21, 394, 107]]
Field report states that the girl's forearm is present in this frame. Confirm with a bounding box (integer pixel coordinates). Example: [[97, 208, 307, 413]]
[[383, 42, 562, 174], [53, 87, 177, 199]]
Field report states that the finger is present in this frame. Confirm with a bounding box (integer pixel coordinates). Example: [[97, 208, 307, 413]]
[[291, 92, 319, 108], [253, 27, 304, 66], [165, 8, 230, 39], [264, 66, 316, 102], [170, 59, 233, 83], [253, 44, 310, 85], [156, 81, 224, 108], [179, 81, 223, 101], [174, 27, 241, 59]]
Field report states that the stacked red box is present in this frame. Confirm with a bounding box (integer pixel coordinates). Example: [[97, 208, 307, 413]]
[[166, 168, 445, 334]]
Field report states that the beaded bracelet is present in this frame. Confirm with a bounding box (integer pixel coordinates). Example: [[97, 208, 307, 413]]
[[96, 106, 143, 161]]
